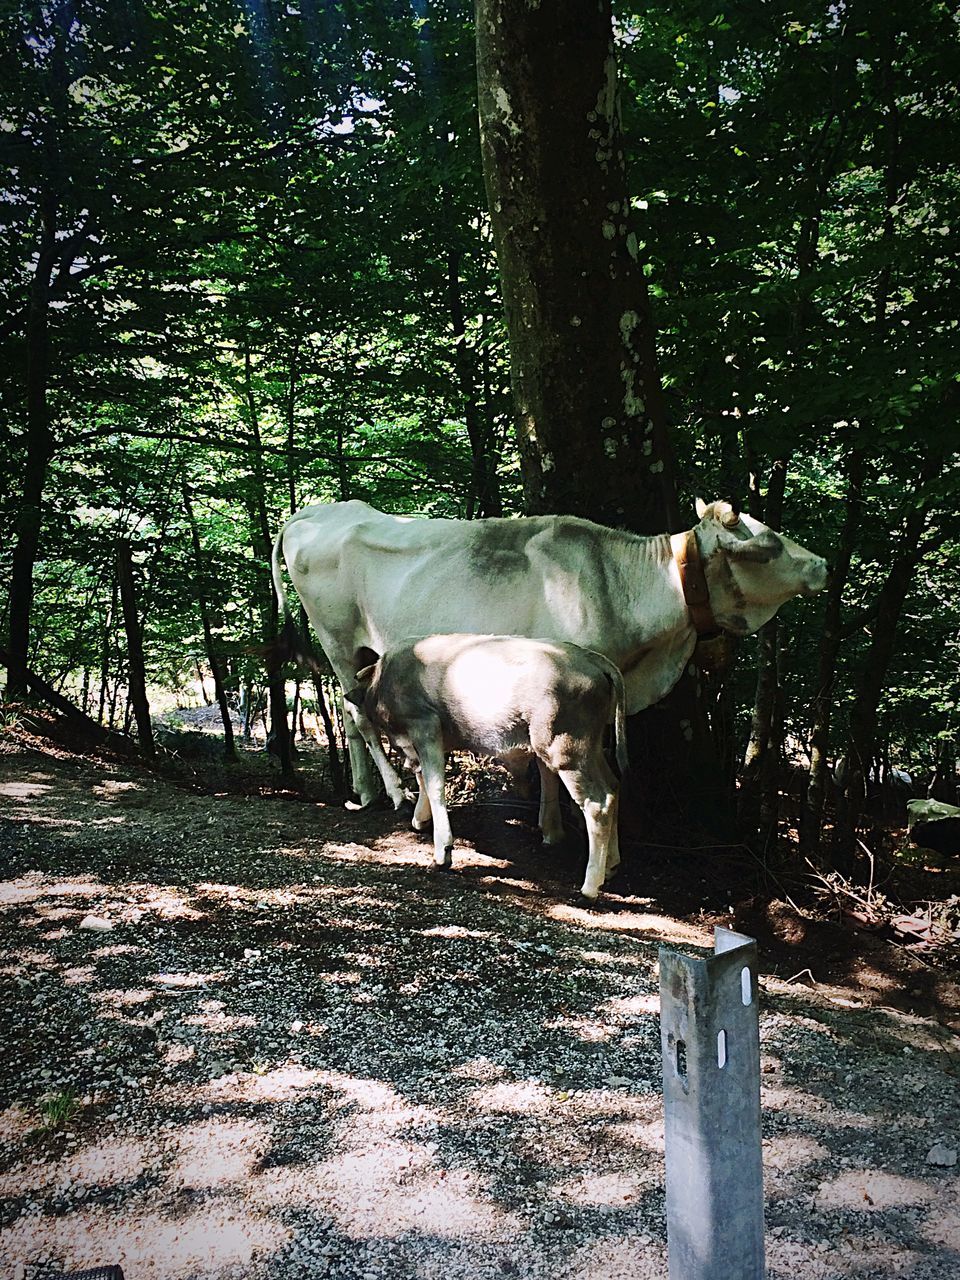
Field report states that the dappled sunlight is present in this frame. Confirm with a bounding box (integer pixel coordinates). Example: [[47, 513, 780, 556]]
[[0, 1134, 160, 1196], [816, 1166, 936, 1211], [171, 1117, 268, 1189], [4, 750, 959, 1280], [468, 1079, 556, 1115], [0, 1206, 289, 1278], [0, 777, 54, 800], [545, 900, 711, 945], [1, 877, 107, 905], [763, 1134, 831, 1175], [552, 1169, 645, 1208], [92, 983, 156, 1003]]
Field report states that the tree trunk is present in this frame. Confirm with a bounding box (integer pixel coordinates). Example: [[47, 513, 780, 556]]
[[834, 457, 943, 865], [6, 213, 56, 697], [800, 446, 866, 860], [116, 538, 155, 757], [97, 574, 118, 725], [447, 250, 501, 519], [242, 341, 294, 779], [475, 0, 678, 532], [476, 0, 736, 837], [182, 478, 237, 761], [739, 456, 790, 842]]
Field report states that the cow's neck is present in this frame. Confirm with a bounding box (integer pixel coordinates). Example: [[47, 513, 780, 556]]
[[609, 532, 698, 713]]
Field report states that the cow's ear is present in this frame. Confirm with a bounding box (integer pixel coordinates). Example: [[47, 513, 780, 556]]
[[344, 684, 366, 708], [695, 497, 708, 520], [721, 529, 783, 564]]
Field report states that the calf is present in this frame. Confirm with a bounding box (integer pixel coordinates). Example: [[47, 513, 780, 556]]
[[346, 634, 628, 900]]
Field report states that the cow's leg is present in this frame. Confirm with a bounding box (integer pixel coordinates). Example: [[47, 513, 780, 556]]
[[604, 786, 621, 883], [410, 730, 454, 870], [341, 689, 406, 809], [412, 769, 432, 831], [557, 754, 619, 901], [536, 758, 565, 846]]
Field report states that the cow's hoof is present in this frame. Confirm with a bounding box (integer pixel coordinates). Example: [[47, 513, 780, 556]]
[[344, 793, 371, 812], [577, 891, 601, 908], [412, 816, 432, 833], [430, 848, 454, 873]]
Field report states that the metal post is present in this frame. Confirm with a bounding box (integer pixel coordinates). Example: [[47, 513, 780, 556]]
[[659, 926, 765, 1280]]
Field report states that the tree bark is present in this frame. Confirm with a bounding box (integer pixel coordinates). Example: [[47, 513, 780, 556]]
[[115, 538, 155, 757], [475, 0, 678, 532], [475, 0, 739, 837]]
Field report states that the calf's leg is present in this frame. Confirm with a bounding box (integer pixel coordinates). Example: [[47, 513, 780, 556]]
[[536, 759, 565, 846], [342, 692, 406, 810], [410, 729, 455, 870], [412, 769, 432, 831], [557, 752, 619, 901]]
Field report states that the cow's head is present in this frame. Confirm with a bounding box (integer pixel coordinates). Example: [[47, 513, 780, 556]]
[[695, 499, 828, 635], [344, 648, 381, 713]]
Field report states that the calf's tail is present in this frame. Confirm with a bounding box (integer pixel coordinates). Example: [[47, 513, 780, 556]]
[[587, 650, 628, 777]]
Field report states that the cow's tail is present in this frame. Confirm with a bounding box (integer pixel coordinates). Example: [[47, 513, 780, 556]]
[[271, 523, 291, 624], [609, 664, 629, 779], [265, 520, 321, 675]]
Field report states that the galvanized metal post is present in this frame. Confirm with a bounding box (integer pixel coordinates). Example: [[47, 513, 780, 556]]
[[659, 926, 765, 1280]]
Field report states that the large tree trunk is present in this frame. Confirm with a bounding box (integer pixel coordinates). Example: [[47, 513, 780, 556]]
[[115, 539, 155, 757], [476, 0, 736, 838], [475, 0, 678, 532]]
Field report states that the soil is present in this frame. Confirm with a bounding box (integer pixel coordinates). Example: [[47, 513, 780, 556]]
[[1, 714, 959, 1280]]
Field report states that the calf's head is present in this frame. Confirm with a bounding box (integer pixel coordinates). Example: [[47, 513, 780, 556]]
[[695, 499, 828, 634]]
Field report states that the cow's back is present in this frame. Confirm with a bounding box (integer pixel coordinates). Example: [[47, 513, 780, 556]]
[[280, 502, 627, 673]]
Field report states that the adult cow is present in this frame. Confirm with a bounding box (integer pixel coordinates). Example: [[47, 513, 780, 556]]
[[272, 498, 826, 810]]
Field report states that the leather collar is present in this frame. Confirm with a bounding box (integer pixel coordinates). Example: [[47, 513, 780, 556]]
[[670, 529, 719, 636]]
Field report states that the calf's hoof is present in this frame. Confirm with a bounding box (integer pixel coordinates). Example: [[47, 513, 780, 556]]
[[412, 815, 432, 833], [577, 888, 602, 908], [429, 847, 454, 873], [395, 797, 415, 820]]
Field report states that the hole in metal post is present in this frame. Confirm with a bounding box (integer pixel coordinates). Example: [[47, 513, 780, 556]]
[[717, 1028, 727, 1068], [741, 966, 753, 1005], [676, 1039, 687, 1080]]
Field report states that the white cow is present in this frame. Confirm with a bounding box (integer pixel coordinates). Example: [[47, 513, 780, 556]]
[[346, 634, 628, 899], [271, 498, 827, 817]]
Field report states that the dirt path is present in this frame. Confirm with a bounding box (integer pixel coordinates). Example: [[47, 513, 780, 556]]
[[1, 744, 959, 1280]]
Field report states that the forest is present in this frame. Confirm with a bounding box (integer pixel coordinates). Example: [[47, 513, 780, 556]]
[[3, 0, 959, 879]]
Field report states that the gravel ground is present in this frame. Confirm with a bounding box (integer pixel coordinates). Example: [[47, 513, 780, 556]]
[[1, 746, 959, 1280]]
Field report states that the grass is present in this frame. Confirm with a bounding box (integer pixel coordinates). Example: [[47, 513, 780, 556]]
[[35, 1088, 78, 1132]]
